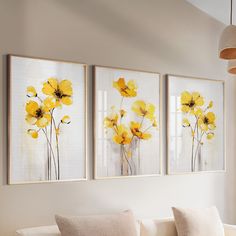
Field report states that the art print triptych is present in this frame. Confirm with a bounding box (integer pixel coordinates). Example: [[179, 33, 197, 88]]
[[7, 55, 225, 184]]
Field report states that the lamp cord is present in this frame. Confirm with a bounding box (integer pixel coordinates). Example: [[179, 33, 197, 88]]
[[230, 0, 233, 25]]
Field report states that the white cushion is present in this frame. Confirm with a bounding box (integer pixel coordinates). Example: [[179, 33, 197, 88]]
[[55, 210, 138, 236], [141, 218, 177, 236], [172, 206, 225, 236], [15, 225, 60, 236]]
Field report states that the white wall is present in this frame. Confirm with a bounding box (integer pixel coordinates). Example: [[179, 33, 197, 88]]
[[0, 0, 236, 235]]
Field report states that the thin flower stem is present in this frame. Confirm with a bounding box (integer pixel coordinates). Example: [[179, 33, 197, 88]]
[[193, 132, 204, 170], [120, 145, 123, 175], [49, 110, 54, 179], [120, 97, 124, 124], [52, 115, 60, 180], [138, 139, 141, 174], [45, 127, 50, 180], [36, 95, 43, 103], [42, 129, 58, 179], [122, 145, 132, 175]]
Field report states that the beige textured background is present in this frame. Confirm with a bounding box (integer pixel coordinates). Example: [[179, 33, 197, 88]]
[[0, 0, 235, 235]]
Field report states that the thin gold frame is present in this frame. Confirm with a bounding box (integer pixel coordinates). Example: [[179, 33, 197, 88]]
[[7, 54, 88, 185], [166, 74, 226, 175], [93, 65, 163, 180]]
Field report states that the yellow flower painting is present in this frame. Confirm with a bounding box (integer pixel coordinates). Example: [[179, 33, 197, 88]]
[[8, 55, 87, 184], [167, 75, 225, 174], [25, 78, 73, 180], [180, 90, 216, 171], [95, 66, 161, 178]]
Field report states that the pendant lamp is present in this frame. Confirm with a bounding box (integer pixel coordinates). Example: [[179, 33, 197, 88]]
[[228, 59, 236, 74], [219, 0, 236, 59]]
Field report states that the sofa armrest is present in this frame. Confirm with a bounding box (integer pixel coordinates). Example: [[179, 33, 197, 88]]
[[224, 224, 236, 236]]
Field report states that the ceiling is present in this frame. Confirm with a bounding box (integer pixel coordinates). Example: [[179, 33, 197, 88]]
[[186, 0, 232, 25]]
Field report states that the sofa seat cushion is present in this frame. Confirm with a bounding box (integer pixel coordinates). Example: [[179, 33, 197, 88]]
[[16, 225, 60, 236]]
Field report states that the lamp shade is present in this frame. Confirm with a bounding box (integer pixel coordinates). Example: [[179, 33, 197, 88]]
[[228, 59, 236, 74], [219, 25, 236, 59]]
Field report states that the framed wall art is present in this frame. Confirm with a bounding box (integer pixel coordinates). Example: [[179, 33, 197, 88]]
[[167, 74, 225, 174], [94, 66, 162, 179], [8, 55, 87, 184]]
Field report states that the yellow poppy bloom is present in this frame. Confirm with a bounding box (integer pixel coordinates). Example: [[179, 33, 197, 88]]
[[113, 124, 132, 145], [182, 118, 190, 127], [113, 78, 137, 97], [42, 78, 73, 106], [132, 100, 155, 120], [130, 121, 151, 140], [152, 119, 158, 127], [181, 91, 204, 113], [27, 129, 38, 139], [25, 101, 51, 128], [27, 86, 37, 97], [104, 113, 119, 128], [207, 101, 213, 109], [198, 112, 216, 132], [61, 115, 71, 124], [207, 133, 214, 140]]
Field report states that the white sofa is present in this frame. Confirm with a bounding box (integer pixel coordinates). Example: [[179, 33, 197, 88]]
[[16, 218, 236, 236]]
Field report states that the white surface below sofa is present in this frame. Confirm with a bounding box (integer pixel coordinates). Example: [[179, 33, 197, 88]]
[[16, 218, 236, 236]]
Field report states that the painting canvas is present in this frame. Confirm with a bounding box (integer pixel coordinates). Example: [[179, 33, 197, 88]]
[[167, 75, 225, 174], [94, 66, 161, 179], [8, 55, 87, 184]]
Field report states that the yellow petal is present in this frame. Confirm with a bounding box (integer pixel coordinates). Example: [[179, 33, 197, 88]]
[[27, 86, 37, 97], [195, 96, 204, 106], [141, 133, 152, 140], [194, 108, 203, 116], [181, 91, 191, 104], [113, 135, 123, 144], [59, 80, 73, 96], [182, 118, 190, 127], [26, 101, 39, 116], [207, 133, 214, 140], [27, 129, 38, 139], [25, 115, 37, 125], [208, 101, 213, 109], [61, 115, 71, 124], [192, 92, 200, 101], [132, 100, 146, 116], [113, 78, 125, 90], [47, 78, 58, 89], [206, 112, 216, 123], [146, 103, 155, 120], [61, 96, 72, 105], [36, 115, 50, 128], [152, 119, 158, 127], [181, 105, 190, 113], [200, 123, 208, 131], [42, 82, 55, 95], [44, 97, 56, 110]]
